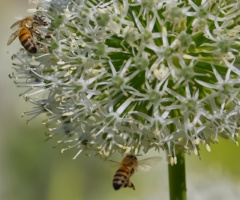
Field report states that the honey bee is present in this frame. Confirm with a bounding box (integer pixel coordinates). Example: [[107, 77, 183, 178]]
[[110, 155, 162, 190], [7, 16, 48, 53]]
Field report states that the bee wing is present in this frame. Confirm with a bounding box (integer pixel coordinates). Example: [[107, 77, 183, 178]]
[[137, 156, 162, 171], [10, 19, 22, 29], [105, 160, 121, 169], [7, 30, 19, 46]]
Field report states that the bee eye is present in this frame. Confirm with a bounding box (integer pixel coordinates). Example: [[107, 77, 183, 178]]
[[131, 155, 137, 160]]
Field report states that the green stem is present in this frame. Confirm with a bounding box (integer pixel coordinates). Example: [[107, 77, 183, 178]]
[[168, 153, 187, 200]]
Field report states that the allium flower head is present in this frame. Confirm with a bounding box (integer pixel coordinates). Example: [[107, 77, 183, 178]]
[[10, 0, 240, 163]]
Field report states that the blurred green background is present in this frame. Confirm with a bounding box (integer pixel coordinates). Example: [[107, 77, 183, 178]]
[[1, 1, 240, 200]]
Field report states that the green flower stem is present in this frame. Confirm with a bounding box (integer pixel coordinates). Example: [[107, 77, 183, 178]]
[[168, 153, 187, 200]]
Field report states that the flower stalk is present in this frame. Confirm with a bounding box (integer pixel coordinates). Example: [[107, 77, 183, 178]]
[[168, 153, 187, 200]]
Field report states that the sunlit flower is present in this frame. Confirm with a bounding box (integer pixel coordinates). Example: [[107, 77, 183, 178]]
[[10, 0, 240, 163]]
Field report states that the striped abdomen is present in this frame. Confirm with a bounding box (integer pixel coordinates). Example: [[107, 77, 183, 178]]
[[19, 27, 37, 53], [112, 166, 135, 190]]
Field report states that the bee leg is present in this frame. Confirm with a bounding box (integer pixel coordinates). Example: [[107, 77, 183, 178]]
[[129, 182, 135, 190], [34, 29, 52, 39], [35, 42, 49, 53], [34, 33, 52, 53], [44, 34, 52, 39], [33, 29, 42, 37], [124, 180, 135, 190]]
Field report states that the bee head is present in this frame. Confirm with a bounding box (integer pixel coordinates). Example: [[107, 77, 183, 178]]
[[33, 15, 48, 26], [126, 155, 137, 161]]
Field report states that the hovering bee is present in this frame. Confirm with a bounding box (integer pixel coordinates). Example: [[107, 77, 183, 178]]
[[7, 16, 48, 53], [110, 155, 162, 190]]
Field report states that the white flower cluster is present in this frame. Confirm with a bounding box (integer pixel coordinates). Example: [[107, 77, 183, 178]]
[[11, 0, 240, 163]]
